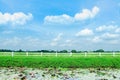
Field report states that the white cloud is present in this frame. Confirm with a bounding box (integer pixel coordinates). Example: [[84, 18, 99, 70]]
[[0, 37, 46, 50], [50, 33, 63, 46], [74, 6, 99, 21], [95, 25, 120, 42], [115, 28, 120, 33], [44, 6, 99, 24], [92, 36, 102, 43], [59, 39, 73, 47], [76, 28, 94, 37], [2, 37, 21, 46], [44, 14, 73, 24], [65, 40, 71, 43], [108, 40, 119, 44], [50, 42, 58, 46], [0, 12, 33, 25], [59, 43, 72, 47], [96, 25, 117, 32], [92, 36, 119, 44], [50, 34, 73, 47], [101, 33, 119, 39], [91, 30, 120, 44], [53, 33, 63, 41]]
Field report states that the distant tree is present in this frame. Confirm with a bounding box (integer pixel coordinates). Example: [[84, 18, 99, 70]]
[[49, 50, 56, 53], [71, 50, 77, 53], [77, 51, 82, 53], [59, 50, 68, 53], [18, 49, 23, 52], [41, 50, 50, 53], [95, 49, 104, 52], [0, 49, 12, 52]]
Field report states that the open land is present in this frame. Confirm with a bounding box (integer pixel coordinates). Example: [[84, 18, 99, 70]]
[[0, 52, 120, 80]]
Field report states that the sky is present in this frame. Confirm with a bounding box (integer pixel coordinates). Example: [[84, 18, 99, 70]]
[[0, 0, 120, 51]]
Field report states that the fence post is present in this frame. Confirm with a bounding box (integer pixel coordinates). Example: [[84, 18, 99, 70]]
[[70, 52, 72, 56], [85, 52, 87, 57], [26, 52, 28, 56], [113, 52, 115, 57], [41, 52, 43, 56], [12, 52, 14, 57], [56, 52, 58, 57], [99, 52, 101, 57]]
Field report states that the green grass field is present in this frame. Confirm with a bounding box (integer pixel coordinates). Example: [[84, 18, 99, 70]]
[[0, 52, 120, 68]]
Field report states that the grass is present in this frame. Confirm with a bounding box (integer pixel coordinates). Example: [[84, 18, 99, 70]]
[[0, 52, 120, 68]]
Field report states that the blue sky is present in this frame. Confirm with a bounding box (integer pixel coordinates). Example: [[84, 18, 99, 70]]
[[0, 0, 120, 51]]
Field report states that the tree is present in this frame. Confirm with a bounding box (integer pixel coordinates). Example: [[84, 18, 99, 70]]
[[71, 50, 77, 53], [59, 50, 68, 53], [95, 49, 104, 52], [0, 49, 12, 52], [17, 49, 23, 52], [40, 50, 49, 53]]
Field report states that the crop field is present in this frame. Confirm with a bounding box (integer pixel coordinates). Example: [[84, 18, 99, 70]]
[[0, 52, 120, 68]]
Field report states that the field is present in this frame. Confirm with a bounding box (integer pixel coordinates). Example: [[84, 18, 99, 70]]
[[0, 52, 120, 68]]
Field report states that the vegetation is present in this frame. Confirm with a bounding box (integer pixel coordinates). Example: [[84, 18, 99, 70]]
[[0, 49, 13, 52], [0, 49, 120, 53], [94, 49, 105, 52], [0, 52, 120, 68]]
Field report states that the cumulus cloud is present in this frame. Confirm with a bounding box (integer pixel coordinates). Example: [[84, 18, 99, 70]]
[[44, 6, 99, 24], [115, 28, 120, 33], [59, 39, 72, 47], [90, 24, 120, 44], [96, 25, 118, 32], [44, 14, 73, 24], [92, 36, 119, 44], [74, 6, 99, 21], [59, 43, 72, 47], [92, 36, 102, 43], [76, 28, 94, 37], [65, 40, 72, 43], [92, 32, 119, 43], [0, 12, 33, 25], [50, 42, 57, 47], [0, 37, 45, 50], [2, 37, 21, 46], [50, 34, 73, 47], [75, 25, 120, 45], [108, 40, 119, 44], [50, 33, 63, 46], [53, 33, 63, 42], [101, 33, 119, 39]]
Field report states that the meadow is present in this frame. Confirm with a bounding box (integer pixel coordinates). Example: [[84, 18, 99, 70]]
[[0, 52, 120, 68]]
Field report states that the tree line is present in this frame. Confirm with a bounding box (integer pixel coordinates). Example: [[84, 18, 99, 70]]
[[0, 49, 119, 53]]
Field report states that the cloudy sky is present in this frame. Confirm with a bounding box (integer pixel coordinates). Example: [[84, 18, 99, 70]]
[[0, 0, 120, 51]]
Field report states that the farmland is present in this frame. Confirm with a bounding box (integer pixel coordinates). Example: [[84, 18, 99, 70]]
[[0, 52, 120, 68]]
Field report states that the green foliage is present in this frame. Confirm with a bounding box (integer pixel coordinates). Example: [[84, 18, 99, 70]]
[[59, 50, 68, 53], [95, 49, 104, 52], [0, 49, 12, 52], [0, 55, 120, 68], [17, 49, 23, 52], [71, 50, 77, 53]]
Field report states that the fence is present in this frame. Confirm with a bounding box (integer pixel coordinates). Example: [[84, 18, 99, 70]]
[[0, 52, 120, 57]]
